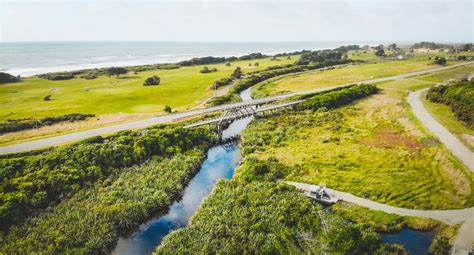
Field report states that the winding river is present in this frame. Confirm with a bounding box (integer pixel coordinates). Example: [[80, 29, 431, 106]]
[[112, 87, 434, 254], [112, 88, 254, 255]]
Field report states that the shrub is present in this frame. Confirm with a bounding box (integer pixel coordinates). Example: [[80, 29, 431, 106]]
[[213, 77, 233, 88], [38, 72, 74, 81], [143, 75, 161, 86], [433, 57, 447, 65], [199, 66, 217, 74], [0, 72, 20, 84], [426, 80, 474, 128], [43, 95, 51, 101], [107, 67, 127, 77], [428, 236, 451, 255], [164, 105, 172, 113], [231, 67, 243, 79], [0, 113, 95, 135]]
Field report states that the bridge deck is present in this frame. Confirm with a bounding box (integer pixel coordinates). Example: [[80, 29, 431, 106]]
[[184, 100, 302, 128]]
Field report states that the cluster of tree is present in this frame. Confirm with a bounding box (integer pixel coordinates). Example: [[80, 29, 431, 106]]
[[79, 73, 98, 80], [0, 72, 20, 84], [1, 152, 207, 254], [107, 67, 127, 77], [143, 75, 161, 86], [458, 43, 473, 52], [156, 179, 406, 254], [334, 45, 360, 52], [274, 49, 311, 57], [37, 72, 75, 81], [231, 66, 243, 79], [179, 56, 227, 66], [412, 41, 450, 50], [0, 126, 213, 232], [298, 84, 379, 110], [296, 49, 345, 65], [199, 66, 217, 74], [426, 80, 474, 128], [0, 113, 95, 134], [237, 52, 266, 60]]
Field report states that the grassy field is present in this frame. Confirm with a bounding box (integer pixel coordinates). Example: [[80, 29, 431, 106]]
[[0, 56, 295, 122], [255, 56, 471, 96], [241, 89, 474, 209]]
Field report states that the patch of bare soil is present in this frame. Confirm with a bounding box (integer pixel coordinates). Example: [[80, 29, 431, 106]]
[[360, 125, 423, 152]]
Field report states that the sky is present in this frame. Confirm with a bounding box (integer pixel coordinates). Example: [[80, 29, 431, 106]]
[[0, 0, 473, 43]]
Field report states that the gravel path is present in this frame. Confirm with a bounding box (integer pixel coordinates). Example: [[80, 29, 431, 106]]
[[285, 181, 474, 253], [1, 62, 471, 155], [407, 88, 474, 172]]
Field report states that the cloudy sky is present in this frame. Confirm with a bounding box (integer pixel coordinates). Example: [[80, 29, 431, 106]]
[[1, 0, 472, 42]]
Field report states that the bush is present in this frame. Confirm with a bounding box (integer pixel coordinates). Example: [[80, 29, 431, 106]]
[[43, 95, 52, 101], [38, 72, 74, 81], [426, 80, 474, 128], [199, 66, 217, 74], [107, 67, 127, 77], [433, 57, 447, 65], [143, 75, 161, 86], [428, 236, 451, 255], [164, 105, 172, 113], [231, 67, 243, 79], [0, 113, 95, 134], [0, 72, 20, 84], [298, 84, 379, 110], [213, 77, 233, 88]]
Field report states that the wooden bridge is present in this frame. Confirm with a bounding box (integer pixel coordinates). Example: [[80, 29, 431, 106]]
[[185, 100, 302, 141]]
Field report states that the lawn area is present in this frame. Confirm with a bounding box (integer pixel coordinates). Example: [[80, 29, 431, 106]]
[[255, 56, 470, 96], [422, 92, 474, 151], [241, 89, 474, 210], [0, 56, 295, 122]]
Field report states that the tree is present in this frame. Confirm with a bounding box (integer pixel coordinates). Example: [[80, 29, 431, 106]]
[[107, 67, 127, 77], [231, 67, 243, 79], [143, 76, 160, 86], [0, 72, 20, 84], [43, 95, 52, 101], [388, 43, 398, 52], [429, 236, 451, 255], [164, 105, 172, 113], [375, 48, 385, 57], [225, 62, 231, 66], [254, 62, 259, 66], [433, 57, 447, 65]]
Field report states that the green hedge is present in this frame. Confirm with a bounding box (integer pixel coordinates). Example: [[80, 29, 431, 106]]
[[426, 80, 474, 128], [299, 84, 378, 110]]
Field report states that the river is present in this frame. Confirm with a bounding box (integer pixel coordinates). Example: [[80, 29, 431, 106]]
[[112, 87, 434, 254], [112, 88, 254, 255]]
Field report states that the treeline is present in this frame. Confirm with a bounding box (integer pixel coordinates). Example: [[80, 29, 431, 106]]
[[1, 152, 206, 254], [0, 126, 213, 232], [0, 113, 95, 134], [412, 41, 450, 50], [426, 79, 474, 128], [0, 72, 21, 84], [156, 173, 405, 254], [296, 49, 346, 65], [298, 84, 379, 110]]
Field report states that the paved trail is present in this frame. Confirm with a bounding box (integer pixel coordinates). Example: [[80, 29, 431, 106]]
[[407, 88, 474, 172], [286, 181, 474, 253], [0, 62, 471, 155]]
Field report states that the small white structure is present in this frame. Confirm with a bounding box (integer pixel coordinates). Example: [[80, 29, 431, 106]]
[[304, 184, 339, 205]]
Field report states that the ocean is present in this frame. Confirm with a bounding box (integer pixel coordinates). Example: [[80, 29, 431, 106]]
[[0, 41, 352, 77]]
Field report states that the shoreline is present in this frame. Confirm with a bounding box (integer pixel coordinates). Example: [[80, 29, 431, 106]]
[[2, 48, 320, 77]]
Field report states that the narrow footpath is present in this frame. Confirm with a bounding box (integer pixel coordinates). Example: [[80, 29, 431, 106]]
[[407, 88, 474, 172], [286, 181, 474, 253]]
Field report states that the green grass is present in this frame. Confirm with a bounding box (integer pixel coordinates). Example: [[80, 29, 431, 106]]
[[0, 57, 296, 122], [256, 54, 472, 97], [240, 90, 474, 210], [377, 78, 434, 91], [421, 93, 474, 151]]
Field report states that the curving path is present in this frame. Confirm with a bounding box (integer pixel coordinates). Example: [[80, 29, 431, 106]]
[[285, 181, 474, 253], [0, 62, 472, 155], [407, 88, 474, 172]]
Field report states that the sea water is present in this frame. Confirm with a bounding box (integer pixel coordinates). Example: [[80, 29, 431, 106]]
[[0, 41, 350, 76]]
